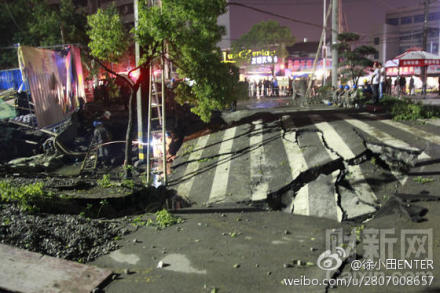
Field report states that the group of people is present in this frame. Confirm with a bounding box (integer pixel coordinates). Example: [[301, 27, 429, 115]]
[[369, 61, 419, 102], [246, 77, 318, 98], [247, 78, 281, 97]]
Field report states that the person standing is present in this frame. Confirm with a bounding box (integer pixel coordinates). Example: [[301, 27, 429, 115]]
[[92, 121, 111, 166], [371, 62, 380, 103], [258, 80, 263, 97], [409, 76, 415, 96], [394, 76, 400, 97], [379, 63, 386, 100], [399, 76, 406, 95]]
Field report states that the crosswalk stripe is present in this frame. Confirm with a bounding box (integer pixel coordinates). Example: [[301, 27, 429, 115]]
[[375, 118, 440, 146], [338, 115, 431, 160], [281, 130, 308, 182], [425, 119, 440, 127], [176, 135, 210, 199], [208, 127, 238, 203], [310, 118, 357, 161], [307, 115, 378, 203], [250, 121, 268, 201]]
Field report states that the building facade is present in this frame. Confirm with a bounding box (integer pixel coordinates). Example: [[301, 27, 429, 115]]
[[369, 2, 440, 63]]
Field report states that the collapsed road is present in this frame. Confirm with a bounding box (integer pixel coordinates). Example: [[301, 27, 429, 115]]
[[169, 110, 434, 223]]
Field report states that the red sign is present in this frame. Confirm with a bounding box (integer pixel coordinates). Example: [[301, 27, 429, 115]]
[[399, 59, 440, 67]]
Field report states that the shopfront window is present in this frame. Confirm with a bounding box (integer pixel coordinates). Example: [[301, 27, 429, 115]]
[[400, 16, 412, 25], [386, 18, 399, 25]]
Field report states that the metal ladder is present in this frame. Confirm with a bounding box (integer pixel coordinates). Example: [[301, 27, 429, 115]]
[[146, 62, 167, 185], [80, 136, 98, 173]]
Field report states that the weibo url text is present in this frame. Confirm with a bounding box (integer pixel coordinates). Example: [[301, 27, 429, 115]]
[[282, 273, 434, 287]]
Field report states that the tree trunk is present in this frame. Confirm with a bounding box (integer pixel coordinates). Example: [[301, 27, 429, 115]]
[[124, 88, 135, 178]]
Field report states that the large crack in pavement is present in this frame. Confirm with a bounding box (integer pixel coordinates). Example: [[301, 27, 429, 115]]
[[264, 117, 429, 222], [171, 117, 429, 222]]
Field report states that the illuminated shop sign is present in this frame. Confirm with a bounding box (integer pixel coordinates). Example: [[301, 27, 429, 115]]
[[251, 55, 278, 65], [222, 49, 278, 64]]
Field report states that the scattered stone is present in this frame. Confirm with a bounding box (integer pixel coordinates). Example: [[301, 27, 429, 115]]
[[233, 264, 240, 268], [197, 222, 202, 226], [157, 261, 164, 268], [0, 204, 125, 263], [306, 262, 315, 266], [255, 264, 259, 268], [222, 232, 227, 236], [236, 218, 242, 222], [283, 263, 292, 268], [194, 239, 200, 243], [298, 260, 306, 266], [92, 288, 101, 293], [221, 213, 226, 217], [310, 247, 318, 252], [267, 272, 272, 276], [123, 268, 129, 275], [284, 230, 290, 235], [111, 274, 118, 280], [151, 245, 156, 249], [162, 250, 167, 254], [132, 239, 138, 243]]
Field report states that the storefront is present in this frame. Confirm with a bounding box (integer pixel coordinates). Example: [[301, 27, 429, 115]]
[[222, 49, 331, 84]]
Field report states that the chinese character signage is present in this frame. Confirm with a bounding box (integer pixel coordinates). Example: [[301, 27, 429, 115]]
[[222, 49, 278, 64], [399, 59, 440, 67]]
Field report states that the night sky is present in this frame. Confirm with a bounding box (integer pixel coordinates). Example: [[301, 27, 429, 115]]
[[229, 0, 419, 43]]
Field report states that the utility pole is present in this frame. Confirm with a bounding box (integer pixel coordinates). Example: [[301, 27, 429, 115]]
[[422, 0, 430, 95], [134, 0, 146, 162], [331, 0, 339, 89], [322, 0, 327, 86]]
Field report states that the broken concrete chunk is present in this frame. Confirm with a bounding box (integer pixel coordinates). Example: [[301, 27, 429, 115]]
[[339, 185, 377, 220], [366, 142, 422, 169], [292, 171, 342, 222]]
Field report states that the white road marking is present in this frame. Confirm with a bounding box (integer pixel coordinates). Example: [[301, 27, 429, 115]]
[[250, 121, 268, 201], [208, 127, 238, 203], [176, 135, 210, 199], [377, 118, 440, 146], [341, 116, 431, 160]]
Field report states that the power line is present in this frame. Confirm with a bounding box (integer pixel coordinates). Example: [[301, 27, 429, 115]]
[[227, 2, 334, 32]]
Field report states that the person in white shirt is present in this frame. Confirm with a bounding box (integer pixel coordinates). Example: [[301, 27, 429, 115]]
[[371, 62, 380, 103], [378, 63, 386, 100]]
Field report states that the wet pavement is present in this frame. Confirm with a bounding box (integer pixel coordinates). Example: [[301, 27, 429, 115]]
[[93, 104, 440, 292]]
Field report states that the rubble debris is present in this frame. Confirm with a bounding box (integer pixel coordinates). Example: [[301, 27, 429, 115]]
[[0, 204, 128, 262], [172, 116, 429, 223]]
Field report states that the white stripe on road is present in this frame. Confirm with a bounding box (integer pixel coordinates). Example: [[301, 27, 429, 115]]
[[376, 118, 440, 146], [308, 115, 376, 202], [281, 130, 308, 181], [340, 116, 431, 160], [250, 121, 268, 201], [208, 127, 238, 203], [311, 119, 357, 161], [176, 135, 210, 199]]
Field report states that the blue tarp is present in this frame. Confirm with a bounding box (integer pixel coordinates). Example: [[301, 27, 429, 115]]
[[0, 68, 27, 91]]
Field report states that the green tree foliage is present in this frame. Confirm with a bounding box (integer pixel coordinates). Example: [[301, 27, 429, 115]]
[[87, 5, 129, 63], [334, 32, 377, 86], [0, 0, 88, 69], [87, 1, 237, 175], [87, 0, 237, 122], [232, 20, 295, 61]]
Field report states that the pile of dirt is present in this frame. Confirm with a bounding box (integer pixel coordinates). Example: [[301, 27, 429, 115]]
[[0, 203, 131, 262]]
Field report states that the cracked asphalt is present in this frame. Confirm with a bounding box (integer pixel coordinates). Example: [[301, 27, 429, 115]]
[[93, 105, 440, 293]]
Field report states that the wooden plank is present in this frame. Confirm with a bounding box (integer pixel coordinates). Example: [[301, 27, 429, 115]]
[[0, 244, 112, 293]]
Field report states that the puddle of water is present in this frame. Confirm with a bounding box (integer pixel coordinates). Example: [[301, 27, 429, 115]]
[[109, 250, 140, 265], [159, 253, 206, 274]]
